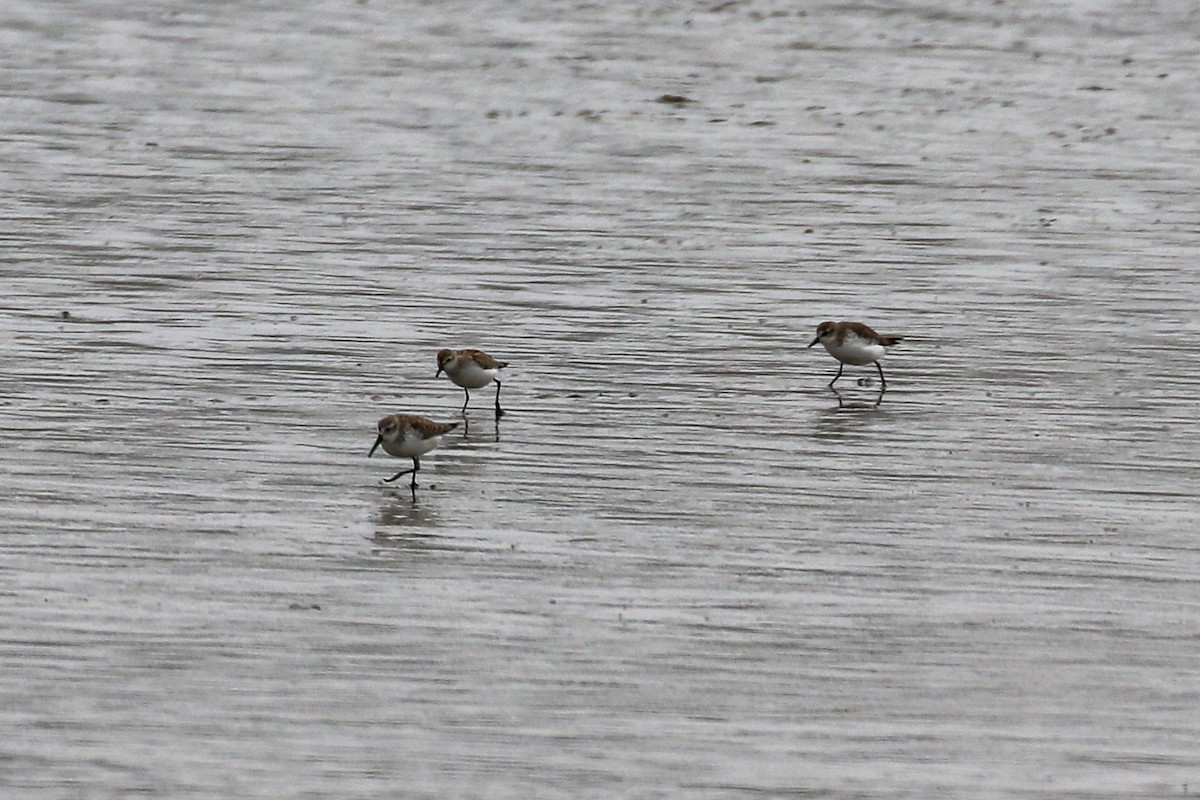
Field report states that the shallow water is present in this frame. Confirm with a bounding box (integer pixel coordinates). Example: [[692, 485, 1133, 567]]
[[3, 1, 1200, 797]]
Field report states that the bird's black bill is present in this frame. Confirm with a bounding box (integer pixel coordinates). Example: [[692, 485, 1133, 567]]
[[807, 336, 820, 348], [434, 368, 443, 378], [369, 434, 383, 457]]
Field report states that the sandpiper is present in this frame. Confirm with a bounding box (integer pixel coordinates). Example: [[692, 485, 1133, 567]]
[[369, 413, 459, 496], [436, 348, 508, 416], [808, 321, 902, 388]]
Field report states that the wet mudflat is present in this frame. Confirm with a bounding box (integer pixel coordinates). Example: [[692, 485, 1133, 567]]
[[2, 1, 1199, 797]]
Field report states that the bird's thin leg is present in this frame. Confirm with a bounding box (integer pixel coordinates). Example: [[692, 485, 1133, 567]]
[[828, 363, 844, 387], [494, 379, 504, 417], [384, 458, 422, 493], [384, 466, 415, 483], [875, 361, 888, 389], [460, 387, 470, 414]]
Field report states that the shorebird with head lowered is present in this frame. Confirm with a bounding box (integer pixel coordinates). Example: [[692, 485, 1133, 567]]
[[808, 321, 903, 388], [369, 413, 459, 498], [436, 348, 508, 416]]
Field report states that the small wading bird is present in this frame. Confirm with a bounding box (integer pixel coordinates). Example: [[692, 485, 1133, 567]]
[[808, 320, 903, 388], [436, 348, 508, 416], [369, 413, 459, 498]]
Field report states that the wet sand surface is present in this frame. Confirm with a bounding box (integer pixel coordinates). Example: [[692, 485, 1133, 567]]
[[3, 1, 1199, 797]]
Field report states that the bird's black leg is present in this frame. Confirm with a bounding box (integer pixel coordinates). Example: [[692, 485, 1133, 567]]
[[828, 363, 844, 387], [494, 379, 504, 417], [460, 387, 470, 414], [384, 465, 415, 483], [874, 361, 888, 389]]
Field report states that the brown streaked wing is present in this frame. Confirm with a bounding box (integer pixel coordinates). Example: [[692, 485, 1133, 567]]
[[463, 349, 507, 370], [843, 321, 905, 346], [397, 414, 459, 439], [841, 321, 883, 342]]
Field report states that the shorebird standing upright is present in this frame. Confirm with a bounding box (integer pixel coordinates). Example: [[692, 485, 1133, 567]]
[[436, 348, 508, 416], [808, 321, 902, 388], [369, 413, 459, 498]]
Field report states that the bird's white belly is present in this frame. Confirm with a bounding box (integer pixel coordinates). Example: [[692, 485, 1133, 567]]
[[382, 430, 444, 459], [449, 361, 498, 389], [824, 339, 885, 366]]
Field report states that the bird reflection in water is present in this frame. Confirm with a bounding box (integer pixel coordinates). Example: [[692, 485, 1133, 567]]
[[460, 412, 502, 443], [377, 489, 441, 526], [830, 384, 885, 410]]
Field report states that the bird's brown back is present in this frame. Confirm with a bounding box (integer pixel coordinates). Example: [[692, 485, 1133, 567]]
[[392, 413, 459, 439], [842, 321, 902, 347], [462, 348, 508, 370]]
